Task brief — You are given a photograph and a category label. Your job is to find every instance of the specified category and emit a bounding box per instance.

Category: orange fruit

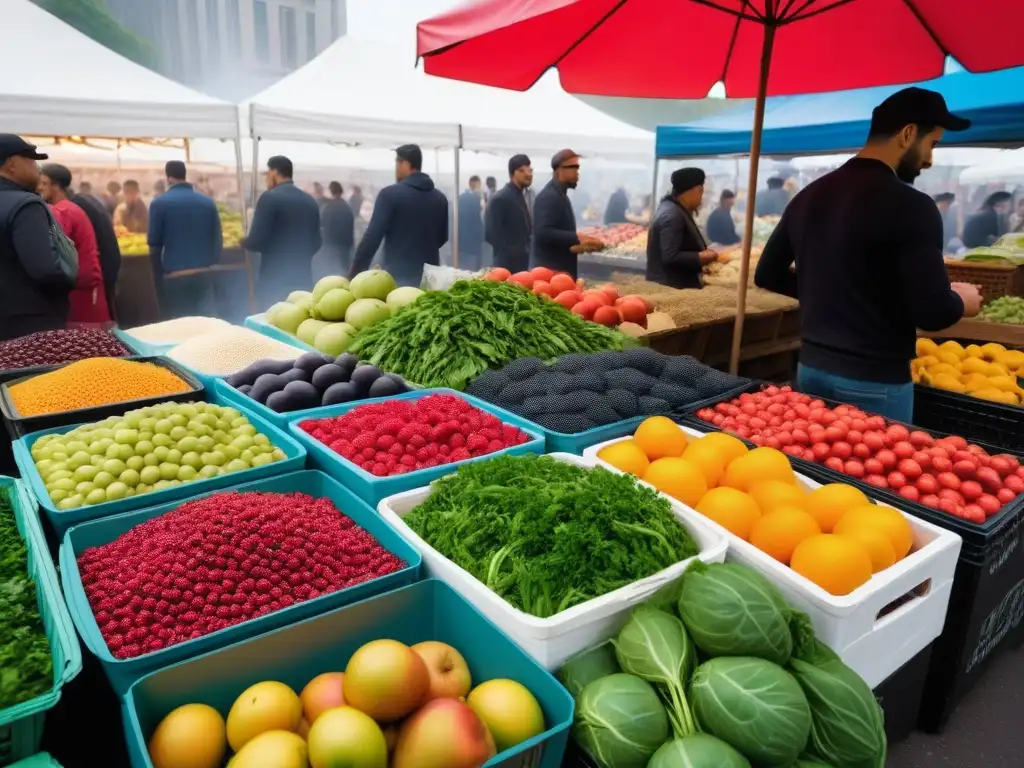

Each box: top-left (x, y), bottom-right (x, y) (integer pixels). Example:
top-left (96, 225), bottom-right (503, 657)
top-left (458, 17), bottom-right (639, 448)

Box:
top-left (722, 447), bottom-right (796, 491)
top-left (835, 505), bottom-right (914, 560)
top-left (695, 487), bottom-right (762, 540)
top-left (633, 416), bottom-right (688, 460)
top-left (597, 440), bottom-right (650, 477)
top-left (696, 432), bottom-right (749, 465)
top-left (643, 458), bottom-right (707, 507)
top-left (681, 440), bottom-right (728, 487)
top-left (749, 480), bottom-right (807, 514)
top-left (804, 484), bottom-right (870, 533)
top-left (791, 534), bottom-right (873, 596)
top-left (836, 526), bottom-right (896, 573)
top-left (749, 506), bottom-right (821, 564)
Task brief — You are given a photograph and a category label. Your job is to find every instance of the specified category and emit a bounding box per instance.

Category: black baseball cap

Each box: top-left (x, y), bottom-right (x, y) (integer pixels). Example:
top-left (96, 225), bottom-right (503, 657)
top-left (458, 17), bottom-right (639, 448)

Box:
top-left (872, 87), bottom-right (971, 133)
top-left (0, 134), bottom-right (48, 164)
top-left (551, 149), bottom-right (581, 169)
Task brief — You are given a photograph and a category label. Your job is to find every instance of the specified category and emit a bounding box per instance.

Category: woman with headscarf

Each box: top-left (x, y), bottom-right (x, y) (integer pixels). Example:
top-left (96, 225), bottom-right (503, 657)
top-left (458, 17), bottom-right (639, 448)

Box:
top-left (962, 191), bottom-right (1012, 248)
top-left (646, 168), bottom-right (718, 289)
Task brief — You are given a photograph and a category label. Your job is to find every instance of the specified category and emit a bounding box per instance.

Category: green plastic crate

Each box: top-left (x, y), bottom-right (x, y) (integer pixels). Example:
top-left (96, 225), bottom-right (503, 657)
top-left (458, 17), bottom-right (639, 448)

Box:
top-left (7, 754), bottom-right (61, 768)
top-left (124, 579), bottom-right (574, 768)
top-left (0, 478), bottom-right (82, 766)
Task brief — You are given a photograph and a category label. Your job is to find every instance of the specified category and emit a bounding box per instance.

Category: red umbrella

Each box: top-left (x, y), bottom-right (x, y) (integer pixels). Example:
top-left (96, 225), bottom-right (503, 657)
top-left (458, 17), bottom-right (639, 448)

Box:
top-left (417, 0), bottom-right (1024, 372)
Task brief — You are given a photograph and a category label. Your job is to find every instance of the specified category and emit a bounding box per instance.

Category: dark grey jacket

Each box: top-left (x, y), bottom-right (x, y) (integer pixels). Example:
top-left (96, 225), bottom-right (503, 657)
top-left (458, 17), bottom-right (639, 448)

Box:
top-left (531, 179), bottom-right (580, 278)
top-left (645, 196), bottom-right (706, 290)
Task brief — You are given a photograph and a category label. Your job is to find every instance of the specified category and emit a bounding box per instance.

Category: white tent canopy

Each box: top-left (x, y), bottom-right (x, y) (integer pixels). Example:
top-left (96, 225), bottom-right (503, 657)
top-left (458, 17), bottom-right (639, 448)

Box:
top-left (4, 0), bottom-right (239, 140)
top-left (245, 36), bottom-right (653, 160)
top-left (959, 149), bottom-right (1024, 184)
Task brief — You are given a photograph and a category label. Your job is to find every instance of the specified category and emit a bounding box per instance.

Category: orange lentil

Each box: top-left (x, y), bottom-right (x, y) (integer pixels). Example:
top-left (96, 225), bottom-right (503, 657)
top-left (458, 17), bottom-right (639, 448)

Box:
top-left (9, 358), bottom-right (192, 417)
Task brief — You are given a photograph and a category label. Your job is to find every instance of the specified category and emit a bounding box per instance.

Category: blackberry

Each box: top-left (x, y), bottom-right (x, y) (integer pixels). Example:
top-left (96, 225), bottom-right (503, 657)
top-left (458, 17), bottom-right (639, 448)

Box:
top-left (638, 395), bottom-right (672, 415)
top-left (695, 367), bottom-right (749, 397)
top-left (539, 413), bottom-right (596, 434)
top-left (547, 372), bottom-right (581, 396)
top-left (498, 374), bottom-right (555, 404)
top-left (661, 355), bottom-right (705, 382)
top-left (585, 400), bottom-right (623, 426)
top-left (620, 347), bottom-right (668, 377)
top-left (648, 382), bottom-right (701, 409)
top-left (502, 357), bottom-right (547, 382)
top-left (570, 370), bottom-right (608, 393)
top-left (552, 353), bottom-right (594, 374)
top-left (551, 389), bottom-right (603, 414)
top-left (602, 367), bottom-right (656, 395)
top-left (466, 370), bottom-right (507, 402)
top-left (604, 389), bottom-right (639, 418)
top-left (520, 395), bottom-right (550, 417)
top-left (584, 350), bottom-right (627, 372)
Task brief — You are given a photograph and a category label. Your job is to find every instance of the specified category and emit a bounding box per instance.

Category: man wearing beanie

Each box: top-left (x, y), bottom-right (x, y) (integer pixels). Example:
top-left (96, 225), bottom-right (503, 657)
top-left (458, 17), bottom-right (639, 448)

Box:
top-left (485, 154), bottom-right (535, 273)
top-left (646, 167), bottom-right (718, 289)
top-left (531, 149), bottom-right (603, 277)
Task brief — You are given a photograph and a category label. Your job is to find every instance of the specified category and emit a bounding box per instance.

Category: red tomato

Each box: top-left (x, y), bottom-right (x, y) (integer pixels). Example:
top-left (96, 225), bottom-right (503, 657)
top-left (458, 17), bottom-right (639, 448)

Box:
top-left (952, 460), bottom-right (978, 480)
top-left (929, 445), bottom-right (952, 460)
top-left (951, 450), bottom-right (975, 465)
top-left (938, 488), bottom-right (965, 505)
top-left (823, 426), bottom-right (845, 443)
top-left (937, 498), bottom-right (961, 516)
top-left (736, 426), bottom-right (752, 438)
top-left (1003, 474), bottom-right (1024, 494)
top-left (845, 430), bottom-right (863, 445)
top-left (783, 409), bottom-right (797, 421)
top-left (852, 443), bottom-right (871, 459)
top-left (898, 485), bottom-right (920, 502)
top-left (485, 267), bottom-right (512, 282)
top-left (977, 494), bottom-right (1002, 517)
top-left (794, 403), bottom-right (811, 419)
top-left (976, 467), bottom-right (1003, 494)
top-left (931, 456), bottom-right (953, 473)
top-left (865, 416), bottom-right (886, 431)
top-left (876, 450), bottom-right (898, 471)
top-left (863, 432), bottom-right (886, 452)
top-left (898, 459), bottom-right (923, 479)
top-left (792, 429), bottom-right (810, 446)
top-left (532, 281), bottom-right (555, 297)
top-left (864, 458), bottom-right (885, 475)
top-left (764, 385), bottom-right (780, 396)
top-left (825, 457), bottom-right (845, 472)
top-left (1017, 466), bottom-right (1024, 479)
top-left (962, 505), bottom-right (987, 523)
top-left (850, 418), bottom-right (868, 432)
top-left (819, 410), bottom-right (838, 426)
top-left (967, 444), bottom-right (988, 456)
top-left (749, 417), bottom-right (767, 431)
top-left (802, 448), bottom-right (817, 462)
top-left (530, 266), bottom-right (556, 282)
top-left (766, 437), bottom-right (781, 449)
top-left (865, 474), bottom-right (889, 488)
top-left (892, 441), bottom-right (916, 460)
top-left (548, 273), bottom-right (576, 294)
top-left (749, 435), bottom-right (764, 446)
top-left (916, 474), bottom-right (940, 495)
top-left (946, 435), bottom-right (968, 451)
top-left (960, 480), bottom-right (983, 501)
top-left (937, 472), bottom-right (961, 491)
top-left (920, 494), bottom-right (941, 508)
top-left (912, 451), bottom-right (933, 471)
top-left (909, 430), bottom-right (934, 448)
top-left (887, 471), bottom-right (907, 489)
top-left (830, 441), bottom-right (853, 460)
top-left (844, 460), bottom-right (866, 478)
top-left (509, 271), bottom-right (536, 289)
top-left (783, 445), bottom-right (804, 457)
top-left (808, 442), bottom-right (829, 461)
top-left (765, 403), bottom-right (784, 416)
top-left (887, 425), bottom-right (910, 444)
top-left (997, 454), bottom-right (1021, 472)
top-left (989, 456), bottom-right (1014, 478)
top-left (998, 488), bottom-right (1017, 505)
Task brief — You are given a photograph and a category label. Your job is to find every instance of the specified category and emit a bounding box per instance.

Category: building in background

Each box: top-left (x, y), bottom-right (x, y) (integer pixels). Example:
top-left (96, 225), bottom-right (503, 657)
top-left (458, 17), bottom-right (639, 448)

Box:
top-left (102, 0), bottom-right (347, 100)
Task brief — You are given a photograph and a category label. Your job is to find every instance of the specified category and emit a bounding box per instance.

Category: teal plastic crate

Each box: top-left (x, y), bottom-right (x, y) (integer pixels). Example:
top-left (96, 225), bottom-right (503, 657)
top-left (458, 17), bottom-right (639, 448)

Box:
top-left (6, 755), bottom-right (61, 768)
top-left (243, 313), bottom-right (317, 352)
top-left (12, 395), bottom-right (307, 539)
top-left (287, 389), bottom-right (545, 505)
top-left (123, 579), bottom-right (573, 768)
top-left (59, 470), bottom-right (422, 695)
top-left (0, 478), bottom-right (82, 766)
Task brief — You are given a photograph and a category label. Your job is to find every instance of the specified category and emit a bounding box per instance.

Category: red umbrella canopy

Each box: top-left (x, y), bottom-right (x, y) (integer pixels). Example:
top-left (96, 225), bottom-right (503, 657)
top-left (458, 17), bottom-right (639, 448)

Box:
top-left (417, 0), bottom-right (1024, 98)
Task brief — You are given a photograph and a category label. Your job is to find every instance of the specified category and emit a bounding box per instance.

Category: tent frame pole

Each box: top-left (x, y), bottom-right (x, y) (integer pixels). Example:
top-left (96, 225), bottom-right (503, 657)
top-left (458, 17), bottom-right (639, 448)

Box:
top-left (729, 22), bottom-right (776, 375)
top-left (234, 110), bottom-right (255, 315)
top-left (452, 127), bottom-right (463, 269)
top-left (650, 153), bottom-right (660, 227)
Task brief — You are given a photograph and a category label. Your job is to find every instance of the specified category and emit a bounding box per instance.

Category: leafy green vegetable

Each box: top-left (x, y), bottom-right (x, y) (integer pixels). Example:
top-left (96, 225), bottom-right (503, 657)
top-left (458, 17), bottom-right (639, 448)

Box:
top-left (679, 561), bottom-right (795, 665)
top-left (348, 280), bottom-right (628, 389)
top-left (559, 643), bottom-right (621, 700)
top-left (614, 606), bottom-right (696, 737)
top-left (0, 490), bottom-right (53, 709)
top-left (689, 656), bottom-right (812, 766)
top-left (789, 635), bottom-right (886, 767)
top-left (403, 454), bottom-right (699, 617)
top-left (648, 734), bottom-right (752, 768)
top-left (573, 673), bottom-right (669, 768)
top-left (792, 761), bottom-right (835, 768)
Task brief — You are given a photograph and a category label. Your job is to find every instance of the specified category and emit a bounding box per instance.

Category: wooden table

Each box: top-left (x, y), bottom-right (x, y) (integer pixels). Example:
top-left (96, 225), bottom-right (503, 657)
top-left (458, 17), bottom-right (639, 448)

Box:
top-left (923, 318), bottom-right (1024, 348)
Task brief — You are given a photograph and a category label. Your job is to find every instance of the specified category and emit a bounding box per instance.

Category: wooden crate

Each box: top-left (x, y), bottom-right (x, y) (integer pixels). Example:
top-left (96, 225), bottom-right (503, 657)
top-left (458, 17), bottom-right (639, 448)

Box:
top-left (945, 260), bottom-right (1023, 303)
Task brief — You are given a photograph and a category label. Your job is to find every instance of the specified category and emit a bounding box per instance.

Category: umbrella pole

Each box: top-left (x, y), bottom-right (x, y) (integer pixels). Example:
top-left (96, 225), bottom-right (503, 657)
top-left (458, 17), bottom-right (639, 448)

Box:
top-left (729, 23), bottom-right (776, 375)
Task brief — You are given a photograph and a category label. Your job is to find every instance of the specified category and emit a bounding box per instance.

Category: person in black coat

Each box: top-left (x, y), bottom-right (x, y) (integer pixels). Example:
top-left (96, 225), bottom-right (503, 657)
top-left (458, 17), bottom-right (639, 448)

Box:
top-left (457, 176), bottom-right (485, 271)
top-left (531, 149), bottom-right (603, 278)
top-left (603, 187), bottom-right (629, 225)
top-left (962, 191), bottom-right (1012, 248)
top-left (243, 155), bottom-right (322, 306)
top-left (705, 189), bottom-right (740, 246)
top-left (314, 181), bottom-right (355, 281)
top-left (349, 145), bottom-right (448, 287)
top-left (485, 155), bottom-right (534, 274)
top-left (646, 167), bottom-right (718, 290)
top-left (71, 190), bottom-right (121, 318)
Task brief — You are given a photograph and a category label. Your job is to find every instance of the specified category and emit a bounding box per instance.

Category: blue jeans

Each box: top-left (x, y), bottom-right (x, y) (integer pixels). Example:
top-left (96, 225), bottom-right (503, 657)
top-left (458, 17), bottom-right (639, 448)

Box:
top-left (797, 364), bottom-right (914, 423)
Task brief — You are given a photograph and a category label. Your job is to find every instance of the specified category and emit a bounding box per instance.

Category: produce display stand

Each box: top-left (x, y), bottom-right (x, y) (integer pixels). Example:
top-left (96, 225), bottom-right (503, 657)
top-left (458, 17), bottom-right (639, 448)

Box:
top-left (242, 312), bottom-right (317, 352)
top-left (577, 252), bottom-right (645, 283)
top-left (0, 478), bottom-right (82, 765)
top-left (920, 318), bottom-right (1024, 348)
top-left (123, 579), bottom-right (575, 768)
top-left (681, 385), bottom-right (1024, 732)
top-left (59, 470), bottom-right (422, 695)
top-left (945, 259), bottom-right (1023, 304)
top-left (913, 385), bottom-right (1024, 453)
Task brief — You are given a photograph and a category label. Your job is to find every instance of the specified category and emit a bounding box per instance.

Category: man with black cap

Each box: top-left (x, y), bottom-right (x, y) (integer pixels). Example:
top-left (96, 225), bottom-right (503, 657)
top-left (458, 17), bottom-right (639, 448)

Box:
top-left (646, 167), bottom-right (718, 290)
top-left (531, 149), bottom-right (603, 278)
top-left (244, 155), bottom-right (321, 306)
top-left (349, 144), bottom-right (448, 287)
top-left (756, 87), bottom-right (982, 422)
top-left (485, 154), bottom-right (535, 274)
top-left (0, 134), bottom-right (78, 340)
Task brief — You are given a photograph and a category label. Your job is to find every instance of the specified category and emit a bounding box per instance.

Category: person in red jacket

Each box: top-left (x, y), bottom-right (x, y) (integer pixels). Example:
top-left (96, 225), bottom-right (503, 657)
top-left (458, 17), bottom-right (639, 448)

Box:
top-left (38, 164), bottom-right (110, 326)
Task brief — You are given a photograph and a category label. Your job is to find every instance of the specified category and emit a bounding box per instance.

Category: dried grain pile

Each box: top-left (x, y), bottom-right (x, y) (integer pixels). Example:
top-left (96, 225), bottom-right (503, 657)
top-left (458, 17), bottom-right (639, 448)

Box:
top-left (611, 276), bottom-right (798, 326)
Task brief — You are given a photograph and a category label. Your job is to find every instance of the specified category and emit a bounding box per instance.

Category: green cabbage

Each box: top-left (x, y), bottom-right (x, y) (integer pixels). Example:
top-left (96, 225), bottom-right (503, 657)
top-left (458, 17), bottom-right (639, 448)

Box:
top-left (613, 606), bottom-right (696, 737)
top-left (572, 674), bottom-right (669, 768)
top-left (679, 561), bottom-right (795, 665)
top-left (789, 636), bottom-right (886, 767)
top-left (648, 734), bottom-right (752, 768)
top-left (689, 656), bottom-right (811, 766)
top-left (559, 643), bottom-right (620, 700)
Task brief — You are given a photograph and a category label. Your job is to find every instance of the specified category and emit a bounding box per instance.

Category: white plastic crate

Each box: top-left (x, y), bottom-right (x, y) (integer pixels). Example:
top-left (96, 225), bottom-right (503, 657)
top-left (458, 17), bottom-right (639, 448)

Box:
top-left (377, 452), bottom-right (728, 671)
top-left (585, 425), bottom-right (963, 688)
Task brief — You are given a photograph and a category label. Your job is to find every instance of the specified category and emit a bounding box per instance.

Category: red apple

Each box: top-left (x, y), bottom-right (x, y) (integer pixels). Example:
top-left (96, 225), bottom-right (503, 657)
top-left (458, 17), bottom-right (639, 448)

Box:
top-left (412, 641), bottom-right (473, 701)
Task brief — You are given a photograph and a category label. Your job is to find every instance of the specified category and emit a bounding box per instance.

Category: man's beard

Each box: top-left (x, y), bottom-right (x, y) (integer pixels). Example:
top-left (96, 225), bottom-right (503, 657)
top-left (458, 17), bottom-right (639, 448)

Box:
top-left (896, 146), bottom-right (923, 184)
top-left (565, 179), bottom-right (578, 189)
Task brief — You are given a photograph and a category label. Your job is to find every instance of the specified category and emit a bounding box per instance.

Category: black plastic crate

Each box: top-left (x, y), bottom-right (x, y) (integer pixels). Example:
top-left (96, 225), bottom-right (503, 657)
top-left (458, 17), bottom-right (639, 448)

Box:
top-left (913, 384), bottom-right (1024, 454)
top-left (0, 356), bottom-right (204, 440)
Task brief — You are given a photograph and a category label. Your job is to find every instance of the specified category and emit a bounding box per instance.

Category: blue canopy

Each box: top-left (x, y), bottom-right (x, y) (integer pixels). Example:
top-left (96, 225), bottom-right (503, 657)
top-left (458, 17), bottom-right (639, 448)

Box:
top-left (656, 68), bottom-right (1024, 158)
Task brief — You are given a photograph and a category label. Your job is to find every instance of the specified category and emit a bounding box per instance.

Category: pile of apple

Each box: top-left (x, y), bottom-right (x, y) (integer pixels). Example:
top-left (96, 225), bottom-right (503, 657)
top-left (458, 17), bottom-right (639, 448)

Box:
top-left (483, 267), bottom-right (653, 328)
top-left (578, 223), bottom-right (645, 247)
top-left (694, 385), bottom-right (1024, 524)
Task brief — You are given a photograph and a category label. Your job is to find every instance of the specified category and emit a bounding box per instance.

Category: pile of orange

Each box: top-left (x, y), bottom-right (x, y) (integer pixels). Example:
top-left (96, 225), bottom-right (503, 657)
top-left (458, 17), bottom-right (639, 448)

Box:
top-left (597, 417), bottom-right (917, 596)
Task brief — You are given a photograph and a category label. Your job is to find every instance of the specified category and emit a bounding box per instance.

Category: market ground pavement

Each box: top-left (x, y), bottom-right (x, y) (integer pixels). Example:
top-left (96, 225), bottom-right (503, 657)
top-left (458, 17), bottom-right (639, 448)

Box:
top-left (38, 639), bottom-right (1023, 767)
